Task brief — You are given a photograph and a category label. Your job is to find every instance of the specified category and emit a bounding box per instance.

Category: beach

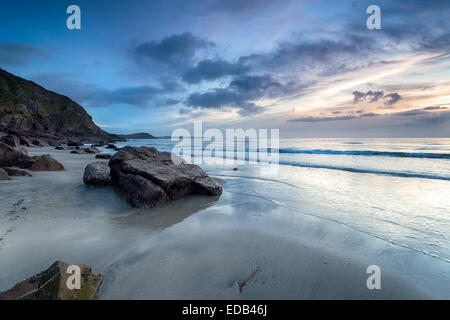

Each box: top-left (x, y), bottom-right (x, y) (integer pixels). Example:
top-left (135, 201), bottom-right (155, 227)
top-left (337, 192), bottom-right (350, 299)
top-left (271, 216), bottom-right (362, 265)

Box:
top-left (0, 144), bottom-right (448, 299)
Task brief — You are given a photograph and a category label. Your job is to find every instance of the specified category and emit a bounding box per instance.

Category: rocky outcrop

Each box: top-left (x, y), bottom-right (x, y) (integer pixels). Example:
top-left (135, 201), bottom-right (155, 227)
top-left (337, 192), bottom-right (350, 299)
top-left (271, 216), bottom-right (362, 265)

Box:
top-left (0, 260), bottom-right (103, 300)
top-left (29, 154), bottom-right (65, 171)
top-left (3, 166), bottom-right (34, 177)
top-left (0, 68), bottom-right (123, 144)
top-left (109, 146), bottom-right (222, 208)
top-left (0, 168), bottom-right (9, 180)
top-left (0, 141), bottom-right (34, 168)
top-left (83, 162), bottom-right (111, 186)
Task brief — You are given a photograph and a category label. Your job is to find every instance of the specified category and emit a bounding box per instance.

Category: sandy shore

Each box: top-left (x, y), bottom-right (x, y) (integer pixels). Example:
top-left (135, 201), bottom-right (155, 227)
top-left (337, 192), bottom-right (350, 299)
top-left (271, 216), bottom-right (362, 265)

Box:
top-left (0, 147), bottom-right (438, 299)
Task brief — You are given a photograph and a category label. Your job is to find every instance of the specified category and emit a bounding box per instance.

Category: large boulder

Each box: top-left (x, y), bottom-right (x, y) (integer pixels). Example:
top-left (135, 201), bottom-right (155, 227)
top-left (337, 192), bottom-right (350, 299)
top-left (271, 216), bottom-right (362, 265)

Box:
top-left (0, 141), bottom-right (34, 168)
top-left (30, 154), bottom-right (65, 171)
top-left (0, 260), bottom-right (103, 300)
top-left (83, 161), bottom-right (111, 186)
top-left (109, 146), bottom-right (222, 208)
top-left (0, 168), bottom-right (10, 180)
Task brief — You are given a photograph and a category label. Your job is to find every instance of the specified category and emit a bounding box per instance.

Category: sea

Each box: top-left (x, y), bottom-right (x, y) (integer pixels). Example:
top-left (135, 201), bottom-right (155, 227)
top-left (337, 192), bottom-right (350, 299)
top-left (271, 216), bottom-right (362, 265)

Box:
top-left (100, 137), bottom-right (450, 266)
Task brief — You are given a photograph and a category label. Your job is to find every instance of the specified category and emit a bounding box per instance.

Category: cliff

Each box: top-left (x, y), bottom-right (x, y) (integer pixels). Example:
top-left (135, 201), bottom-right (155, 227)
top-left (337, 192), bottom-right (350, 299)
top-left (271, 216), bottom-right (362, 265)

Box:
top-left (0, 68), bottom-right (120, 143)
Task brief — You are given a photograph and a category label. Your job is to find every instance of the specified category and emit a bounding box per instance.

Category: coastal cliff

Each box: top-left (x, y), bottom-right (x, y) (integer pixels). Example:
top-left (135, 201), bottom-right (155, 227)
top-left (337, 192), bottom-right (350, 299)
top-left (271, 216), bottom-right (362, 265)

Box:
top-left (0, 68), bottom-right (120, 144)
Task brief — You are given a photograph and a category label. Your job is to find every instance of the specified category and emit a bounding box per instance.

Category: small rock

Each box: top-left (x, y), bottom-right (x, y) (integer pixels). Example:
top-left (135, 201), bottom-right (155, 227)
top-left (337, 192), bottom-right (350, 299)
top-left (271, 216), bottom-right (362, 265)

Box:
top-left (30, 154), bottom-right (65, 171)
top-left (82, 147), bottom-right (100, 154)
top-left (83, 161), bottom-right (111, 186)
top-left (3, 167), bottom-right (34, 177)
top-left (95, 154), bottom-right (112, 159)
top-left (32, 139), bottom-right (49, 147)
top-left (105, 143), bottom-right (119, 150)
top-left (91, 142), bottom-right (106, 147)
top-left (0, 260), bottom-right (103, 300)
top-left (0, 168), bottom-right (10, 180)
top-left (70, 149), bottom-right (86, 154)
top-left (67, 141), bottom-right (83, 147)
top-left (19, 136), bottom-right (33, 147)
top-left (233, 168), bottom-right (238, 171)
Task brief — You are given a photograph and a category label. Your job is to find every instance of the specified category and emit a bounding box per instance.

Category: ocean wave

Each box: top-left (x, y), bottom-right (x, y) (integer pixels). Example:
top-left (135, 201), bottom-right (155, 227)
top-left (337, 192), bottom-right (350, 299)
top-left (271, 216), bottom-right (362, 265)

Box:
top-left (278, 148), bottom-right (450, 159)
top-left (278, 161), bottom-right (450, 181)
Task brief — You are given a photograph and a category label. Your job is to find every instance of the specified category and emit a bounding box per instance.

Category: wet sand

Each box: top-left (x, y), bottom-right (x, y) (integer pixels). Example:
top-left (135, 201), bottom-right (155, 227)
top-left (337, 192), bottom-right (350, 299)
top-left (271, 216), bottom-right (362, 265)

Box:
top-left (0, 147), bottom-right (437, 299)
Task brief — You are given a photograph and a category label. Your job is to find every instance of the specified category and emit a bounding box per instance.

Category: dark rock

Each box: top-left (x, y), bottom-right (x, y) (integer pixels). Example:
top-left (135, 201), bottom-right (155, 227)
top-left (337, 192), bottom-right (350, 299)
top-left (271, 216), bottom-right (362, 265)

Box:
top-left (83, 162), bottom-right (111, 186)
top-left (30, 154), bottom-right (65, 171)
top-left (91, 142), bottom-right (106, 147)
top-left (19, 136), bottom-right (33, 146)
top-left (109, 146), bottom-right (222, 208)
top-left (20, 136), bottom-right (33, 147)
top-left (0, 260), bottom-right (103, 300)
top-left (67, 141), bottom-right (83, 147)
top-left (0, 168), bottom-right (10, 180)
top-left (233, 167), bottom-right (238, 171)
top-left (95, 154), bottom-right (112, 159)
top-left (55, 145), bottom-right (66, 150)
top-left (0, 135), bottom-right (20, 148)
top-left (70, 149), bottom-right (86, 154)
top-left (32, 139), bottom-right (49, 147)
top-left (82, 147), bottom-right (100, 154)
top-left (0, 141), bottom-right (34, 168)
top-left (3, 167), bottom-right (34, 177)
top-left (105, 143), bottom-right (119, 150)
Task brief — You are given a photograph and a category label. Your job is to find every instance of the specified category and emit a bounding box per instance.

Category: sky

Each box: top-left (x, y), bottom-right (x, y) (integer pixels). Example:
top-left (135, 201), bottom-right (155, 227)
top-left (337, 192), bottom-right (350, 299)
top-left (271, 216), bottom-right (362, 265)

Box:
top-left (0, 0), bottom-right (449, 137)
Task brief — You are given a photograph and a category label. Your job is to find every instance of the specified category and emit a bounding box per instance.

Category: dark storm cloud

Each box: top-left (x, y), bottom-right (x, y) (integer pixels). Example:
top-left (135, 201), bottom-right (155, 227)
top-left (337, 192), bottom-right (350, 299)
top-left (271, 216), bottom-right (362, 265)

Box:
top-left (0, 42), bottom-right (49, 66)
top-left (360, 112), bottom-right (380, 118)
top-left (182, 59), bottom-right (250, 84)
top-left (186, 74), bottom-right (299, 115)
top-left (133, 32), bottom-right (214, 68)
top-left (352, 91), bottom-right (385, 103)
top-left (383, 93), bottom-right (402, 106)
top-left (352, 91), bottom-right (402, 106)
top-left (239, 34), bottom-right (377, 75)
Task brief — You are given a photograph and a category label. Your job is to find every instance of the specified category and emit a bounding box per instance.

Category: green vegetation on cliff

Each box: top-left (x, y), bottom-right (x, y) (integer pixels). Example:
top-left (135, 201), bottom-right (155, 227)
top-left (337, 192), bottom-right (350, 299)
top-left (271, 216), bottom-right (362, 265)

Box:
top-left (0, 68), bottom-right (115, 139)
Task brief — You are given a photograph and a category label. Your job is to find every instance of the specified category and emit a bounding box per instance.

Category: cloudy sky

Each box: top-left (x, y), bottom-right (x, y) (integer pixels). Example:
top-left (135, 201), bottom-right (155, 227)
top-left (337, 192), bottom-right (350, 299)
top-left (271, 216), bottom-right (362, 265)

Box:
top-left (1, 0), bottom-right (449, 137)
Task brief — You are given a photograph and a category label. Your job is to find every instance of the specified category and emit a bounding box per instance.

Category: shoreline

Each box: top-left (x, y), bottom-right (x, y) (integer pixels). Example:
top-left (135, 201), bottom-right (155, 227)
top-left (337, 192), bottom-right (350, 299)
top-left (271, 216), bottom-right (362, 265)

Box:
top-left (0, 147), bottom-right (445, 299)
